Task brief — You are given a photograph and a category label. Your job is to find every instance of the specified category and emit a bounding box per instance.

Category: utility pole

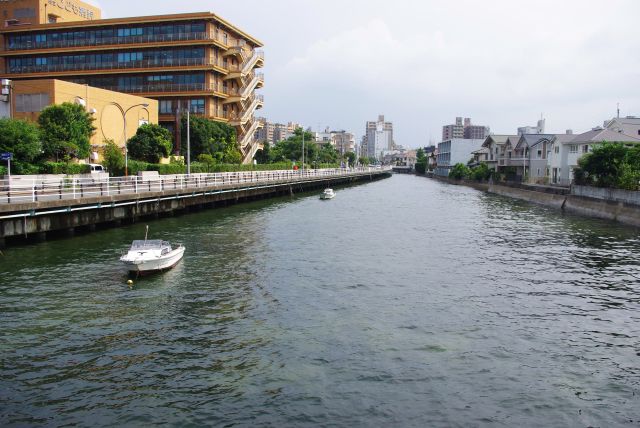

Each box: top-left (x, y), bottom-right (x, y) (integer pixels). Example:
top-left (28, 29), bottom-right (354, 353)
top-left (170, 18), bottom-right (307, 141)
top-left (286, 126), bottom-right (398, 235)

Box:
top-left (186, 109), bottom-right (191, 175)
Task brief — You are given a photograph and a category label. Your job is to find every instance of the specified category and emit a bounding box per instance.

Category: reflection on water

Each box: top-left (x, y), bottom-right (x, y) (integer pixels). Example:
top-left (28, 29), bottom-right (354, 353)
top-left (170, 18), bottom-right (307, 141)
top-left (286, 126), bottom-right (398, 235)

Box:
top-left (1, 175), bottom-right (639, 427)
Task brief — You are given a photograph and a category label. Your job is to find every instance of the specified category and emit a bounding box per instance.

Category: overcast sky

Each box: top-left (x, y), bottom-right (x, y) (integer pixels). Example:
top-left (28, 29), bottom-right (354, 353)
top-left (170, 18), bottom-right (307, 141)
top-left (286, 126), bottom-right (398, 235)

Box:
top-left (88, 0), bottom-right (640, 147)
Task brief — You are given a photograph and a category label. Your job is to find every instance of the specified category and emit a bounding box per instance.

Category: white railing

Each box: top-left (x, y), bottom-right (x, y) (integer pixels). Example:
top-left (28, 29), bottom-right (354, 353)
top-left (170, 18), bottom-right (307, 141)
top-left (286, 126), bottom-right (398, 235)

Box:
top-left (0, 167), bottom-right (390, 204)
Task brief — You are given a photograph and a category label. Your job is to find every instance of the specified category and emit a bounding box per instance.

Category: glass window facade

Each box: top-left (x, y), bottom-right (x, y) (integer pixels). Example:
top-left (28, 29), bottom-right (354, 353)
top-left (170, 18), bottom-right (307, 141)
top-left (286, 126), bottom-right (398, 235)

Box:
top-left (69, 72), bottom-right (206, 92)
top-left (8, 47), bottom-right (206, 73)
top-left (6, 21), bottom-right (208, 50)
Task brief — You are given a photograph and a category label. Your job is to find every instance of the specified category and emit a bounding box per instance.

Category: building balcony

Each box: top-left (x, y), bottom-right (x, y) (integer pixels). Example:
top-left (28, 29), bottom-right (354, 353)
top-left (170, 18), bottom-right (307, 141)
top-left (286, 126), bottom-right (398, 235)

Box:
top-left (6, 57), bottom-right (227, 76)
top-left (6, 31), bottom-right (227, 52)
top-left (96, 83), bottom-right (229, 96)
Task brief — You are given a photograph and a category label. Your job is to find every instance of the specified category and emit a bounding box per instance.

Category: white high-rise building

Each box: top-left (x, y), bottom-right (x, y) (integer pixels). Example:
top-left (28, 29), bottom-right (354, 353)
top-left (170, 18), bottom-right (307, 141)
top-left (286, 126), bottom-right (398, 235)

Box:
top-left (365, 115), bottom-right (394, 160)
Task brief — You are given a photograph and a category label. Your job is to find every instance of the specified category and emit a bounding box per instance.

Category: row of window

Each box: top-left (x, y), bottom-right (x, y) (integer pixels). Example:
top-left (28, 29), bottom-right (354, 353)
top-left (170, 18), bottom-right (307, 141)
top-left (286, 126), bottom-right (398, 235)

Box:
top-left (71, 73), bottom-right (206, 89)
top-left (7, 22), bottom-right (208, 49)
top-left (8, 48), bottom-right (206, 70)
top-left (159, 99), bottom-right (205, 114)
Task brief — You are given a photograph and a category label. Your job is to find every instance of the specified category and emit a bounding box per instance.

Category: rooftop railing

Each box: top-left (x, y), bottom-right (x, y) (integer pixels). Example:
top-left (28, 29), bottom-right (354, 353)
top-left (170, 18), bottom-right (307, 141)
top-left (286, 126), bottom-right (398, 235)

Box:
top-left (7, 32), bottom-right (221, 51)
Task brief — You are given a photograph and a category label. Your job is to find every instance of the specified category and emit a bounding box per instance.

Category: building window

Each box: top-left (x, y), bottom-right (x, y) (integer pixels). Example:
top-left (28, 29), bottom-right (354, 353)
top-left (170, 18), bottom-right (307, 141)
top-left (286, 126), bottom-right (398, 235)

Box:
top-left (555, 146), bottom-right (559, 154)
top-left (569, 145), bottom-right (578, 153)
top-left (189, 99), bottom-right (205, 114)
top-left (537, 150), bottom-right (542, 158)
top-left (159, 100), bottom-right (173, 114)
top-left (582, 145), bottom-right (589, 153)
top-left (16, 93), bottom-right (50, 112)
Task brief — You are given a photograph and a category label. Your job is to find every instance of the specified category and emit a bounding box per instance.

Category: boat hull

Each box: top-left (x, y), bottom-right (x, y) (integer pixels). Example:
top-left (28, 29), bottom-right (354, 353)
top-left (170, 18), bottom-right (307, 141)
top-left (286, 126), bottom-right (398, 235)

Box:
top-left (122, 246), bottom-right (185, 275)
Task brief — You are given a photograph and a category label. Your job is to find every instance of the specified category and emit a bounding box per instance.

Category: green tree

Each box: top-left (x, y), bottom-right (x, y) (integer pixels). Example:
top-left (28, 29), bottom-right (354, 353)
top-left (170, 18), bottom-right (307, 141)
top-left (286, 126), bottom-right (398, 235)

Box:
top-left (180, 116), bottom-right (240, 163)
top-left (471, 163), bottom-right (491, 181)
top-left (318, 142), bottom-right (338, 164)
top-left (102, 139), bottom-right (125, 176)
top-left (0, 118), bottom-right (42, 164)
top-left (345, 151), bottom-right (356, 166)
top-left (449, 163), bottom-right (471, 180)
top-left (358, 156), bottom-right (370, 166)
top-left (254, 141), bottom-right (271, 164)
top-left (270, 128), bottom-right (320, 165)
top-left (415, 148), bottom-right (427, 174)
top-left (577, 142), bottom-right (629, 188)
top-left (127, 124), bottom-right (173, 163)
top-left (38, 102), bottom-right (95, 160)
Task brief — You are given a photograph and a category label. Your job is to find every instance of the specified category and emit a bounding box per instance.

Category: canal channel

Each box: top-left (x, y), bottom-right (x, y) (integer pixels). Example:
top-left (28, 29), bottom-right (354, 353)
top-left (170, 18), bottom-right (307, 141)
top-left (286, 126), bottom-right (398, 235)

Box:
top-left (1, 174), bottom-right (639, 427)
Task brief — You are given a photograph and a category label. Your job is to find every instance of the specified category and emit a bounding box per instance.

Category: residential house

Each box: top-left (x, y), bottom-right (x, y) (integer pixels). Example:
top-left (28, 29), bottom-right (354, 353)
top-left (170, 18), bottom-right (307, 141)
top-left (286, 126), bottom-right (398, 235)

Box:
top-left (481, 135), bottom-right (515, 172)
top-left (547, 133), bottom-right (575, 186)
top-left (604, 116), bottom-right (640, 138)
top-left (513, 134), bottom-right (556, 183)
top-left (550, 127), bottom-right (640, 185)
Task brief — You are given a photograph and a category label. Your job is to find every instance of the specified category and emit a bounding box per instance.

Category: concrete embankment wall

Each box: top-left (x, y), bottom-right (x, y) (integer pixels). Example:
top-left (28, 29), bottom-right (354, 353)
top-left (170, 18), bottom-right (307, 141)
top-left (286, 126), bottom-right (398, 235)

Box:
top-left (0, 172), bottom-right (390, 247)
top-left (424, 174), bottom-right (640, 228)
top-left (488, 183), bottom-right (640, 227)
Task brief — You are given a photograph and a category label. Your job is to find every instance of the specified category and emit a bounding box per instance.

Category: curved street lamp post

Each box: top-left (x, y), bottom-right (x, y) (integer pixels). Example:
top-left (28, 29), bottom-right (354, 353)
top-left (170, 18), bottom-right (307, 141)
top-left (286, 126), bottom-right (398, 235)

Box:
top-left (109, 102), bottom-right (149, 176)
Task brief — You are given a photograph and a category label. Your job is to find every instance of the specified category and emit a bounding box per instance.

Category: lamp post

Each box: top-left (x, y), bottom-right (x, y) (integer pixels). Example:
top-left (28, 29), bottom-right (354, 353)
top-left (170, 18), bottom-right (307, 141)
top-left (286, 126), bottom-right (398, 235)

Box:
top-left (110, 102), bottom-right (149, 176)
top-left (301, 128), bottom-right (305, 176)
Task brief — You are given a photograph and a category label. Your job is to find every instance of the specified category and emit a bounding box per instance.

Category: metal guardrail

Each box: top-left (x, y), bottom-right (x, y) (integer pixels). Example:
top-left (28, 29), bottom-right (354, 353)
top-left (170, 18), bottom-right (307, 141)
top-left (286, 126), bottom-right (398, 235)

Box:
top-left (0, 167), bottom-right (390, 205)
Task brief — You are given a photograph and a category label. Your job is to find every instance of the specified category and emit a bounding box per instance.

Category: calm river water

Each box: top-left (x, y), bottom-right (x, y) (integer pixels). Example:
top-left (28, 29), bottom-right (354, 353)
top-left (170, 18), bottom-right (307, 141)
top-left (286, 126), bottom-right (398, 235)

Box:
top-left (1, 174), bottom-right (639, 427)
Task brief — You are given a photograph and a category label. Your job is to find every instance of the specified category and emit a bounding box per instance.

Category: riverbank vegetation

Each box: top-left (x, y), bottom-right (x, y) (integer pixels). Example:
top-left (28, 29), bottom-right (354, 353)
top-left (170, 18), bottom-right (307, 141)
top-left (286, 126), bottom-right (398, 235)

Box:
top-left (0, 111), bottom-right (354, 176)
top-left (574, 143), bottom-right (640, 190)
top-left (448, 162), bottom-right (492, 181)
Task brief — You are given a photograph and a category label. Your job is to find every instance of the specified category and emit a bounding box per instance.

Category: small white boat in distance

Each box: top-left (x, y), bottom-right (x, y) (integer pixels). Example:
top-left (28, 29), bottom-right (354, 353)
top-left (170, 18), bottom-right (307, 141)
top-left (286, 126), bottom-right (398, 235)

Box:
top-left (320, 188), bottom-right (336, 199)
top-left (121, 228), bottom-right (184, 275)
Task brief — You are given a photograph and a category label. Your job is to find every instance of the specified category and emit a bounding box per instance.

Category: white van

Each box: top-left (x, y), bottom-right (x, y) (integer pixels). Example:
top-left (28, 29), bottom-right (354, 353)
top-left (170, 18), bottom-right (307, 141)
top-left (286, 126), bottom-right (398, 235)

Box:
top-left (89, 164), bottom-right (105, 173)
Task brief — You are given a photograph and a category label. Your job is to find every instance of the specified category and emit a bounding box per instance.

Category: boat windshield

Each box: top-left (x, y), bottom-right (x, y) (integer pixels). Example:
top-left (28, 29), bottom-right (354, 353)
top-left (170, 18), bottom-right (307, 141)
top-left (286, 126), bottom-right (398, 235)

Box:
top-left (130, 240), bottom-right (168, 250)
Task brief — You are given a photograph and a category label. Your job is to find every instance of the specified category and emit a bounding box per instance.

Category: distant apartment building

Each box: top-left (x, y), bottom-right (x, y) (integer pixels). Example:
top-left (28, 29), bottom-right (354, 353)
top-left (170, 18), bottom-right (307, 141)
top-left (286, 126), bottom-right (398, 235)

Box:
top-left (254, 119), bottom-right (300, 144)
top-left (365, 114), bottom-right (394, 160)
top-left (331, 131), bottom-right (355, 154)
top-left (254, 117), bottom-right (274, 143)
top-left (442, 117), bottom-right (490, 141)
top-left (435, 138), bottom-right (485, 177)
top-left (518, 119), bottom-right (546, 135)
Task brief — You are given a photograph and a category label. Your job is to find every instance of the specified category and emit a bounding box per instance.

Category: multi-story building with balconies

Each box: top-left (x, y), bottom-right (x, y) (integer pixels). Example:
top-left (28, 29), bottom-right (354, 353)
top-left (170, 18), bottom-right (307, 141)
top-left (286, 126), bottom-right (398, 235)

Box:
top-left (0, 1), bottom-right (265, 163)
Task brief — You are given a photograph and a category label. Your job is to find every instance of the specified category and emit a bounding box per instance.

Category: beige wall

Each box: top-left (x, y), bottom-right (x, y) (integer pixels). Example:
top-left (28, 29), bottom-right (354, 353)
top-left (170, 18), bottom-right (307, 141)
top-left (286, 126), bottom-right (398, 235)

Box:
top-left (11, 79), bottom-right (158, 161)
top-left (0, 0), bottom-right (100, 25)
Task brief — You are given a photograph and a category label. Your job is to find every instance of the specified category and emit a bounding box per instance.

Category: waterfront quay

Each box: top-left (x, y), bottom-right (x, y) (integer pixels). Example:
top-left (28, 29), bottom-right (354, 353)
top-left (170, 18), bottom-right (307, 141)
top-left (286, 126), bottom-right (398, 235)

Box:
top-left (0, 167), bottom-right (390, 247)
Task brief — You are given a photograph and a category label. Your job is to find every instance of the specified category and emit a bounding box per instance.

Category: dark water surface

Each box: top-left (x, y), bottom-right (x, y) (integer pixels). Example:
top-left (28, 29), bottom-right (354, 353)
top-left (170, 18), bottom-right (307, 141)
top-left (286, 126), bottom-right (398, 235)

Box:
top-left (1, 174), bottom-right (640, 427)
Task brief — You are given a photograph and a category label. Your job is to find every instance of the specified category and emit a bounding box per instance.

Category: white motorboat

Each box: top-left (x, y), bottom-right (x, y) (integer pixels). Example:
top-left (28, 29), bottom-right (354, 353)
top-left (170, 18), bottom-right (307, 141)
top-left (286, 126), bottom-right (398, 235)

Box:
top-left (120, 228), bottom-right (184, 275)
top-left (320, 188), bottom-right (335, 199)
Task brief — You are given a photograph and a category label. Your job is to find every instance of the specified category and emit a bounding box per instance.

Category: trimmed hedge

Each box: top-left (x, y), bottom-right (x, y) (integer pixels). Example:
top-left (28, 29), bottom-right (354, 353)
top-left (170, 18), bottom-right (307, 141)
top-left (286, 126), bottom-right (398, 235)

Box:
top-left (41, 162), bottom-right (90, 174)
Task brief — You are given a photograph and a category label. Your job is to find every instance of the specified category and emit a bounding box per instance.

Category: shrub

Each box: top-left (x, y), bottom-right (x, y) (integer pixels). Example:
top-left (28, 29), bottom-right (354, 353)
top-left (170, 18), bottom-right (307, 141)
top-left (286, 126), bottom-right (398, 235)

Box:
top-left (449, 163), bottom-right (471, 180)
top-left (102, 139), bottom-right (125, 176)
top-left (471, 163), bottom-right (491, 181)
top-left (40, 162), bottom-right (90, 174)
top-left (126, 160), bottom-right (150, 176)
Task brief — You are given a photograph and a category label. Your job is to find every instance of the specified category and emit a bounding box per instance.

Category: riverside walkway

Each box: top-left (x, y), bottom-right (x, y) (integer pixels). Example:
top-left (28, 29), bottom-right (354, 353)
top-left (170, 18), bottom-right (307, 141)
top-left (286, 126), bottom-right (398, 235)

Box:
top-left (0, 167), bottom-right (391, 245)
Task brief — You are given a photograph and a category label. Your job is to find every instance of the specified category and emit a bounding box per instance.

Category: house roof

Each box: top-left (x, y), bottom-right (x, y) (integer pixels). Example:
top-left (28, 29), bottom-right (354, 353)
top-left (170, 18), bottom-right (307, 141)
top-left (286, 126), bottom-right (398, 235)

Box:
top-left (471, 147), bottom-right (489, 154)
top-left (515, 134), bottom-right (555, 150)
top-left (604, 116), bottom-right (640, 137)
top-left (482, 135), bottom-right (515, 148)
top-left (551, 134), bottom-right (576, 144)
top-left (567, 128), bottom-right (640, 144)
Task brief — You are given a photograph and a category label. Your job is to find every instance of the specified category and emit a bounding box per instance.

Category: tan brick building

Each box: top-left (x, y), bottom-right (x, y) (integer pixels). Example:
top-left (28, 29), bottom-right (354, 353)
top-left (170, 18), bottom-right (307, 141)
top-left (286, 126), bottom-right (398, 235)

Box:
top-left (9, 78), bottom-right (157, 162)
top-left (0, 1), bottom-right (264, 163)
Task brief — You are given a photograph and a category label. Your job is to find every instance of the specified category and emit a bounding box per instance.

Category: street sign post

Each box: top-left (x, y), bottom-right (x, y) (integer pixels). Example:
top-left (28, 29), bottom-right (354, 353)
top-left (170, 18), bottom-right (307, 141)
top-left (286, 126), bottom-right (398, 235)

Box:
top-left (1, 152), bottom-right (12, 177)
